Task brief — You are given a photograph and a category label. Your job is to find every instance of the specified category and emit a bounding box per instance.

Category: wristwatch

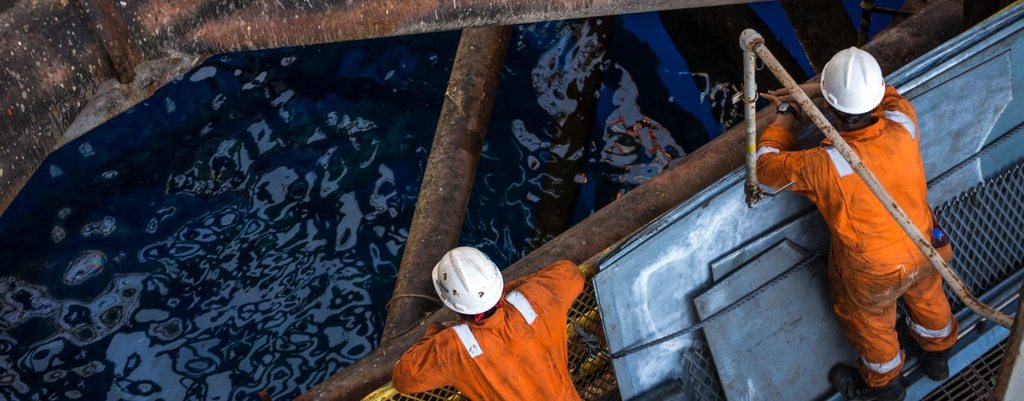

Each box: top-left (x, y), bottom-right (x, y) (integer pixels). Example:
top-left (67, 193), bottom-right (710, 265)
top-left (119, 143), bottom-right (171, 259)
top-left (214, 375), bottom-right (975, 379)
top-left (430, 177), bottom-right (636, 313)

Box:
top-left (776, 102), bottom-right (795, 116)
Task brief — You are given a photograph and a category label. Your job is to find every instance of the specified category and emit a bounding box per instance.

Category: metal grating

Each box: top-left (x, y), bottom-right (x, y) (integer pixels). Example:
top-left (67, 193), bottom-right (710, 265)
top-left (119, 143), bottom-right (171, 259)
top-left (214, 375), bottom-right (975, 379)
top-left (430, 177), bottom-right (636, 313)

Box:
top-left (934, 162), bottom-right (1024, 311)
top-left (678, 339), bottom-right (728, 401)
top-left (922, 340), bottom-right (1007, 401)
top-left (363, 268), bottom-right (622, 401)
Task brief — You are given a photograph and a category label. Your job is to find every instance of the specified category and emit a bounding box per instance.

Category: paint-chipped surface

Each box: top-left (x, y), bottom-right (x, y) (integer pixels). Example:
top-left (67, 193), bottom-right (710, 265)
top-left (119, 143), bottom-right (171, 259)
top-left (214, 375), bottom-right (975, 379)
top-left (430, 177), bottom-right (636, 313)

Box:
top-left (0, 0), bottom-right (768, 216)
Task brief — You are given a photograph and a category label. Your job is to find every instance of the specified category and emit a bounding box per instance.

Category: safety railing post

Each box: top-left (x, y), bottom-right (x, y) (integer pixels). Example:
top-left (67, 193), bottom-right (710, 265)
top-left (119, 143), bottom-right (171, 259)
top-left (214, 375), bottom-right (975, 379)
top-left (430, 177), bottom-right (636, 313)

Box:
top-left (739, 28), bottom-right (1014, 328)
top-left (993, 282), bottom-right (1024, 401)
top-left (742, 34), bottom-right (763, 207)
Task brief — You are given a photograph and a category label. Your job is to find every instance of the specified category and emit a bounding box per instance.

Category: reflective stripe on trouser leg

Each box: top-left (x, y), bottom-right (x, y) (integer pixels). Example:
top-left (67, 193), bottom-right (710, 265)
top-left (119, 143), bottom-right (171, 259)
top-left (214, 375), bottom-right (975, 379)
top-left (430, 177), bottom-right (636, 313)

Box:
top-left (901, 254), bottom-right (959, 352)
top-left (862, 352), bottom-right (902, 375)
top-left (827, 249), bottom-right (905, 387)
top-left (907, 316), bottom-right (953, 339)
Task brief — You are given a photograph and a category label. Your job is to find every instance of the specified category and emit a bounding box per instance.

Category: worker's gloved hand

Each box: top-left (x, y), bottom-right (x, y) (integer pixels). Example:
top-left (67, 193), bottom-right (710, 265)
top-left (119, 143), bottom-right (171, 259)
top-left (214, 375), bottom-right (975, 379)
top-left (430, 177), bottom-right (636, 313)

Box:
top-left (767, 82), bottom-right (823, 102)
top-left (760, 92), bottom-right (802, 125)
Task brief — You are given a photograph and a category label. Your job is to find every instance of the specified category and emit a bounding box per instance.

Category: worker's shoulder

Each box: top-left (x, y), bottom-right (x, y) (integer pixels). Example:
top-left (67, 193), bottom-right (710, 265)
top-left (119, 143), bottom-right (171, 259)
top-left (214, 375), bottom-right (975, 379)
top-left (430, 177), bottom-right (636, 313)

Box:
top-left (881, 85), bottom-right (916, 114)
top-left (421, 321), bottom-right (465, 343)
top-left (533, 260), bottom-right (584, 283)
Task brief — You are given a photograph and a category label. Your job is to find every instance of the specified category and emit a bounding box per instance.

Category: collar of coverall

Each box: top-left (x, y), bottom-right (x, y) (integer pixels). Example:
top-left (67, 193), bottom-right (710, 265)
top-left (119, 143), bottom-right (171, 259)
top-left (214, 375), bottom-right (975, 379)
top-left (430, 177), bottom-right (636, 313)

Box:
top-left (467, 301), bottom-right (505, 327)
top-left (822, 108), bottom-right (887, 145)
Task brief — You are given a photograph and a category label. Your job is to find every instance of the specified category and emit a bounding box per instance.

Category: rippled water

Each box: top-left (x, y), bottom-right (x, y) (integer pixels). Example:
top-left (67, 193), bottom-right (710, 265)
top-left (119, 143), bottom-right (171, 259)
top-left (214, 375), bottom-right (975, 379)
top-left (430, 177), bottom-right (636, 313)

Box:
top-left (0, 8), bottom-right (822, 401)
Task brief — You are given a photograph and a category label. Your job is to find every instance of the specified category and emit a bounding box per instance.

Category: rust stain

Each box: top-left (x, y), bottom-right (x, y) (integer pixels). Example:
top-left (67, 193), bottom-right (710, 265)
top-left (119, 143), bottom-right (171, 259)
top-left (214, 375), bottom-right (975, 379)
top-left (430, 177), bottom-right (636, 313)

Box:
top-left (137, 0), bottom-right (205, 28)
top-left (187, 0), bottom-right (497, 52)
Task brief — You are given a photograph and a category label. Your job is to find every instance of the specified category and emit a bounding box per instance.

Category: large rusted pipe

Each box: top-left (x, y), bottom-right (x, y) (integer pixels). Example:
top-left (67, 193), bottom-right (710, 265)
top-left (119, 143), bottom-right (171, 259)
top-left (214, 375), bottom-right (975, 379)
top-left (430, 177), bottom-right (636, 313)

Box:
top-left (294, 2), bottom-right (966, 400)
top-left (0, 0), bottom-right (768, 218)
top-left (379, 26), bottom-right (513, 345)
top-left (75, 0), bottom-right (142, 83)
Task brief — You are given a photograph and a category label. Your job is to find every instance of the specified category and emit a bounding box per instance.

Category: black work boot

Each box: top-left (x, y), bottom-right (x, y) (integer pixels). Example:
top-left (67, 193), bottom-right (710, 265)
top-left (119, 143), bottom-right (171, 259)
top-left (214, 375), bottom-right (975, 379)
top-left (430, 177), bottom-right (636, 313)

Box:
top-left (829, 364), bottom-right (906, 401)
top-left (919, 349), bottom-right (950, 381)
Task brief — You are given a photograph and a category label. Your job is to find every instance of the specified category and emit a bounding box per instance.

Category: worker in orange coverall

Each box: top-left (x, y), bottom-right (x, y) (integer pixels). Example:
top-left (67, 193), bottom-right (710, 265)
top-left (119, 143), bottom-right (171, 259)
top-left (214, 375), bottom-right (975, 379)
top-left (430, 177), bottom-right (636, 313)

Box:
top-left (757, 48), bottom-right (958, 401)
top-left (392, 247), bottom-right (585, 401)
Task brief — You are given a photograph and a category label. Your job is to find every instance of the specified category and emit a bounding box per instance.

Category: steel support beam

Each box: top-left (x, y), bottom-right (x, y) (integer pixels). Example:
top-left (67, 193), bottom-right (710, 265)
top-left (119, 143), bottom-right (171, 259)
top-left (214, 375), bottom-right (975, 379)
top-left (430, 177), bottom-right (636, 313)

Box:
top-left (379, 26), bottom-right (512, 345)
top-left (994, 283), bottom-right (1024, 401)
top-left (0, 0), bottom-right (769, 218)
top-left (778, 0), bottom-right (858, 71)
top-left (965, 0), bottom-right (1016, 28)
top-left (295, 1), bottom-right (966, 400)
top-left (75, 0), bottom-right (142, 83)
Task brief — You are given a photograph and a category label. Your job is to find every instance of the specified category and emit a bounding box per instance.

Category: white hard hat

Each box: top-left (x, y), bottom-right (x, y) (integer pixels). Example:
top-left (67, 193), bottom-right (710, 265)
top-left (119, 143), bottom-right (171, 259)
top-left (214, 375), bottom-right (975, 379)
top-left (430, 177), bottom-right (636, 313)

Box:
top-left (432, 247), bottom-right (503, 315)
top-left (820, 47), bottom-right (885, 115)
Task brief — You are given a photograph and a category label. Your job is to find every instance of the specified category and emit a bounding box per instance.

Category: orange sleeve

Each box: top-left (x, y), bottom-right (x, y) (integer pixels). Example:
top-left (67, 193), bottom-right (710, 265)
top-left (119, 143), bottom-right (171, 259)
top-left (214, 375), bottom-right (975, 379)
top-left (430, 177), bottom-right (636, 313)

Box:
top-left (532, 260), bottom-right (585, 314)
top-left (392, 328), bottom-right (453, 394)
top-left (756, 124), bottom-right (814, 194)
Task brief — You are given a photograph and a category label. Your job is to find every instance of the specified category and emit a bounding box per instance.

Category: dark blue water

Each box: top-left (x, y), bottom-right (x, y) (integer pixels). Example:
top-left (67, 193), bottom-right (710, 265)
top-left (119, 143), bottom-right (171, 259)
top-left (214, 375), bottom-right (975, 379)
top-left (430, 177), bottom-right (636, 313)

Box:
top-left (0, 4), bottom-right (896, 399)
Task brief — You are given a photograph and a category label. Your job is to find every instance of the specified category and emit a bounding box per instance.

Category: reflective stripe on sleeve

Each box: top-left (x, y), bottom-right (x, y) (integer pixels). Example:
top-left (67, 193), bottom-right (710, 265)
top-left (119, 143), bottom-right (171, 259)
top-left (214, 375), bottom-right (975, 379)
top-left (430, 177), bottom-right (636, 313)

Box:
top-left (824, 146), bottom-right (854, 177)
top-left (885, 110), bottom-right (917, 140)
top-left (907, 316), bottom-right (953, 339)
top-left (505, 290), bottom-right (537, 325)
top-left (862, 352), bottom-right (902, 374)
top-left (452, 324), bottom-right (483, 358)
top-left (756, 146), bottom-right (780, 159)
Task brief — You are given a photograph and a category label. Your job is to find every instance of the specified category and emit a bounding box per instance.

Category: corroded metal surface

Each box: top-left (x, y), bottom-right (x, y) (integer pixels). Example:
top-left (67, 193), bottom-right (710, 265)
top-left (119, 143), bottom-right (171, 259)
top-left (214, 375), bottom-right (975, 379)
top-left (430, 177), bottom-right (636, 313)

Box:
top-left (76, 0), bottom-right (142, 83)
top-left (380, 25), bottom-right (512, 344)
top-left (993, 283), bottom-right (1024, 401)
top-left (0, 0), bottom-right (771, 217)
top-left (778, 0), bottom-right (857, 71)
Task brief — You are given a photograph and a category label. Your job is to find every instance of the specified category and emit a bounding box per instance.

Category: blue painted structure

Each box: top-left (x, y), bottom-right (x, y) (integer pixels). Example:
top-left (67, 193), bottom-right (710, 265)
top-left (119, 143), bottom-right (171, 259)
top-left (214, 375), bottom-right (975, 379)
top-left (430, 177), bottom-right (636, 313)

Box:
top-left (594, 4), bottom-right (1024, 400)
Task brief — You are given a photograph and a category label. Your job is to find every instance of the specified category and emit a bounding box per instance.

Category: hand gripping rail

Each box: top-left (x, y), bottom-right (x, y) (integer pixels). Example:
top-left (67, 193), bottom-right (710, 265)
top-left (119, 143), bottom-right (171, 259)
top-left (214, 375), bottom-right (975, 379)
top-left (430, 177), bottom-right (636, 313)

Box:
top-left (739, 28), bottom-right (1014, 329)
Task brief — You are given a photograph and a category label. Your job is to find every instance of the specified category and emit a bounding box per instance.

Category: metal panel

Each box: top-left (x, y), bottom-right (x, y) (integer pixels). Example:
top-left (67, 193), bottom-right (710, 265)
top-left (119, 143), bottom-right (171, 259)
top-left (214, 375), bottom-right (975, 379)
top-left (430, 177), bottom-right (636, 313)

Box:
top-left (698, 257), bottom-right (857, 401)
top-left (914, 52), bottom-right (1013, 206)
top-left (709, 212), bottom-right (826, 282)
top-left (595, 5), bottom-right (1024, 400)
top-left (698, 239), bottom-right (810, 315)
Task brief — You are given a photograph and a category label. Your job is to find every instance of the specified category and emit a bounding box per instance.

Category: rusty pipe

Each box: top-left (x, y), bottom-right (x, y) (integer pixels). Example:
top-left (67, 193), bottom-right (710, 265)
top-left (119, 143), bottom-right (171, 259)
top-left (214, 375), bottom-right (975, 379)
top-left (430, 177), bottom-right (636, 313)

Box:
top-left (741, 32), bottom-right (763, 207)
top-left (741, 28), bottom-right (1013, 328)
top-left (380, 26), bottom-right (513, 345)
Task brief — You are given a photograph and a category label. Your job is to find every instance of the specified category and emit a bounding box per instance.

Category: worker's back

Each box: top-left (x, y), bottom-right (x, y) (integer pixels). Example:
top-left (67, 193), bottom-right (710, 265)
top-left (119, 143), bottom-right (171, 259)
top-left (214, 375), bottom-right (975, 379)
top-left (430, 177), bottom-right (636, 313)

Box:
top-left (760, 86), bottom-right (934, 261)
top-left (814, 86), bottom-right (932, 257)
top-left (393, 261), bottom-right (585, 401)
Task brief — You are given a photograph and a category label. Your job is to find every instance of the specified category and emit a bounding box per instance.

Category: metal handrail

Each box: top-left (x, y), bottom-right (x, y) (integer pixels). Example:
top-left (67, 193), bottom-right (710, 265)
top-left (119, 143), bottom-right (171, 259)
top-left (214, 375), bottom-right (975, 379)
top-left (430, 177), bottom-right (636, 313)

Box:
top-left (739, 28), bottom-right (1014, 329)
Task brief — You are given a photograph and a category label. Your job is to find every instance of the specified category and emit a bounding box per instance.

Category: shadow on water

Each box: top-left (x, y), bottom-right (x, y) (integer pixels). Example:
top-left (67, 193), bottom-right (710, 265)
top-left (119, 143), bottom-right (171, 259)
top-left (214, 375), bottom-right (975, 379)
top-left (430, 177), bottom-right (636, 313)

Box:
top-left (0, 9), bottom-right (812, 401)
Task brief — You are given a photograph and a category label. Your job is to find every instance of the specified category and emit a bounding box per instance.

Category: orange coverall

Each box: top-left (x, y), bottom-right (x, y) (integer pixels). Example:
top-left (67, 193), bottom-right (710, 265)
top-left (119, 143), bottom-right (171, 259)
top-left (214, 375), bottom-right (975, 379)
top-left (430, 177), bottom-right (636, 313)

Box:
top-left (756, 85), bottom-right (958, 387)
top-left (392, 260), bottom-right (585, 400)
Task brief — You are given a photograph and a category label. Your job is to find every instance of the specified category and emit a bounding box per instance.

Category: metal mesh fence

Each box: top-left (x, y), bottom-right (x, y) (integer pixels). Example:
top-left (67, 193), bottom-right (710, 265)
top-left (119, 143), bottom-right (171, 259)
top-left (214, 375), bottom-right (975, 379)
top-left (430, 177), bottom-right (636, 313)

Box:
top-left (934, 161), bottom-right (1024, 311)
top-left (922, 340), bottom-right (1007, 401)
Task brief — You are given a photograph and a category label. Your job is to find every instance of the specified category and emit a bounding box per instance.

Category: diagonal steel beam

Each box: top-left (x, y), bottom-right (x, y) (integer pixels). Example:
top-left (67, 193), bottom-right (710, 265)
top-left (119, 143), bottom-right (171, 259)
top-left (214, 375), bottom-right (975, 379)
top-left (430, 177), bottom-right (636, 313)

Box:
top-left (380, 25), bottom-right (512, 345)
